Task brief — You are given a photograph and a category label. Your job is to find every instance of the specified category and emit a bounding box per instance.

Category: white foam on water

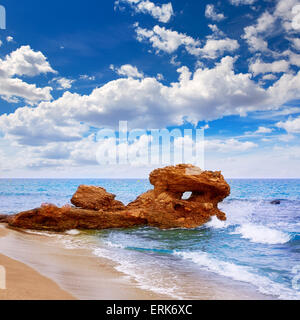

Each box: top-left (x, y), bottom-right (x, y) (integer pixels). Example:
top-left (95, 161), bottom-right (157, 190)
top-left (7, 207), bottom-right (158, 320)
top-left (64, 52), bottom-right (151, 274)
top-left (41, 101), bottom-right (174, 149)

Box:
top-left (231, 224), bottom-right (291, 245)
top-left (219, 200), bottom-right (261, 225)
top-left (65, 229), bottom-right (81, 236)
top-left (205, 216), bottom-right (229, 229)
top-left (93, 247), bottom-right (184, 299)
top-left (174, 250), bottom-right (300, 300)
top-left (103, 240), bottom-right (125, 249)
top-left (25, 230), bottom-right (59, 238)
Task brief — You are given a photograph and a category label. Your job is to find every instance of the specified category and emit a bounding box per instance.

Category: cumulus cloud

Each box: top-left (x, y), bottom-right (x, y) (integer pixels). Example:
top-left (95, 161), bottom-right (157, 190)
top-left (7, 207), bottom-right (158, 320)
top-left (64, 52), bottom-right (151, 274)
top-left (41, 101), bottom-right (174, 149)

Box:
top-left (191, 38), bottom-right (240, 59)
top-left (255, 126), bottom-right (273, 134)
top-left (6, 36), bottom-right (13, 42)
top-left (0, 77), bottom-right (53, 105)
top-left (242, 11), bottom-right (276, 52)
top-left (0, 45), bottom-right (56, 77)
top-left (249, 59), bottom-right (290, 75)
top-left (110, 64), bottom-right (144, 78)
top-left (262, 74), bottom-right (278, 81)
top-left (243, 0), bottom-right (300, 55)
top-left (1, 56), bottom-right (300, 149)
top-left (116, 0), bottom-right (174, 23)
top-left (205, 4), bottom-right (226, 22)
top-left (135, 24), bottom-right (200, 54)
top-left (135, 24), bottom-right (239, 59)
top-left (290, 37), bottom-right (300, 50)
top-left (276, 116), bottom-right (300, 133)
top-left (205, 138), bottom-right (257, 152)
top-left (275, 0), bottom-right (300, 33)
top-left (51, 77), bottom-right (75, 90)
top-left (283, 50), bottom-right (300, 67)
top-left (0, 46), bottom-right (56, 104)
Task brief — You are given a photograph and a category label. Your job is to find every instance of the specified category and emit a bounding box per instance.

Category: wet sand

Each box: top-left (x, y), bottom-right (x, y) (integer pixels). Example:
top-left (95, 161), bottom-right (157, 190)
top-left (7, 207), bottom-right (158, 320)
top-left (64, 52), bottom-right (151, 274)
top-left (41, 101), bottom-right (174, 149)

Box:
top-left (0, 225), bottom-right (273, 300)
top-left (0, 225), bottom-right (164, 300)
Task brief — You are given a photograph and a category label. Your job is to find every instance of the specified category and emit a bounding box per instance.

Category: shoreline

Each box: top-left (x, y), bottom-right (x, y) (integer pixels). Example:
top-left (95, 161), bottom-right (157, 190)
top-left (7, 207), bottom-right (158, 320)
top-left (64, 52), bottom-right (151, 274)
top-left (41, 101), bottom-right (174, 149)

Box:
top-left (0, 225), bottom-right (165, 300)
top-left (0, 224), bottom-right (275, 300)
top-left (0, 226), bottom-right (74, 300)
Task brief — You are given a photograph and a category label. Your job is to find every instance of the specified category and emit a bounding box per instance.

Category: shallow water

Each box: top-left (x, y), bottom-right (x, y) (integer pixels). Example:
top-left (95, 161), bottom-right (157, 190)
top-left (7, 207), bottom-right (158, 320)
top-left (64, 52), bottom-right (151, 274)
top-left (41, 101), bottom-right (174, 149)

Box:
top-left (1, 179), bottom-right (300, 299)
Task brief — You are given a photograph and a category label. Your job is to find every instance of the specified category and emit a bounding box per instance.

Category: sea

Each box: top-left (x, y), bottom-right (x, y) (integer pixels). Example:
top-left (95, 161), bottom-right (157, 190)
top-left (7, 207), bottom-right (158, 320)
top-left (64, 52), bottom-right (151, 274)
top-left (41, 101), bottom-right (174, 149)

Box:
top-left (0, 178), bottom-right (300, 300)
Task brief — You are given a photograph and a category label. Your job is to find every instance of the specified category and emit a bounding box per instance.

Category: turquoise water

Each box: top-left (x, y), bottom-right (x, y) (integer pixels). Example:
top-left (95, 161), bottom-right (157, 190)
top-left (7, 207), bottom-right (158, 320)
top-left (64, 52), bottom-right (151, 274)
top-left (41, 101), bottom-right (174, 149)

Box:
top-left (1, 179), bottom-right (300, 299)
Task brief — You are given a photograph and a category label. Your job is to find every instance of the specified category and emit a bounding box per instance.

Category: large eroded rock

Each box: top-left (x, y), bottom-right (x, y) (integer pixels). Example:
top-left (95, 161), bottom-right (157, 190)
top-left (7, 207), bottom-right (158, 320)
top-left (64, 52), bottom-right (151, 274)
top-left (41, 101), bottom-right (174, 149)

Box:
top-left (7, 204), bottom-right (146, 232)
top-left (71, 185), bottom-right (125, 211)
top-left (126, 164), bottom-right (230, 229)
top-left (0, 164), bottom-right (230, 231)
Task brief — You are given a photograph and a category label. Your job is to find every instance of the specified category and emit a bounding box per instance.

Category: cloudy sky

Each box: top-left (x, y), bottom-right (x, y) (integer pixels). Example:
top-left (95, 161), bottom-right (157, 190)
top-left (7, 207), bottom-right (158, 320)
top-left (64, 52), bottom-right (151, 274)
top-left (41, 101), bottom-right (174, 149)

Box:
top-left (0, 0), bottom-right (300, 178)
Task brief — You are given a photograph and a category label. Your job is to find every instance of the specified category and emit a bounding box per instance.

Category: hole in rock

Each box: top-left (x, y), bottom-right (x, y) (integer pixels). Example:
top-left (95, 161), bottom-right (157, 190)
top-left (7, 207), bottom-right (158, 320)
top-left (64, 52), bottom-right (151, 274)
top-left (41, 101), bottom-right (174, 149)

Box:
top-left (181, 192), bottom-right (193, 200)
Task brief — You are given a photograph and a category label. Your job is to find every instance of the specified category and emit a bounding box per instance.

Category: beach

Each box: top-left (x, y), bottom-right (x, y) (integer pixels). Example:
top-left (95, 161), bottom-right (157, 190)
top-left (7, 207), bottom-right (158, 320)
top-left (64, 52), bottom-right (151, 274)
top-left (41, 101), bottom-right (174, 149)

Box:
top-left (0, 224), bottom-right (165, 300)
top-left (0, 223), bottom-right (275, 300)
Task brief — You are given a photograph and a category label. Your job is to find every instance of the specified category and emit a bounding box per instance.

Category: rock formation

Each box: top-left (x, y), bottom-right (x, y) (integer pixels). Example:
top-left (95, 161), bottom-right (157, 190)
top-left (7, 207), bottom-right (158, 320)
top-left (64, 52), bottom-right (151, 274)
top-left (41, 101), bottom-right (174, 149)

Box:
top-left (125, 164), bottom-right (230, 229)
top-left (0, 164), bottom-right (230, 232)
top-left (6, 204), bottom-right (146, 232)
top-left (71, 185), bottom-right (125, 211)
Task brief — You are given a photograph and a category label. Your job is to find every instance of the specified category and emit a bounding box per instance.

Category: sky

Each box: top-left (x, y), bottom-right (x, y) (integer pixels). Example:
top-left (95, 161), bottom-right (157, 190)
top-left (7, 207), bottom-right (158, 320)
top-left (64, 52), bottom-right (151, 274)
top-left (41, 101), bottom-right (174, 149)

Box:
top-left (0, 0), bottom-right (300, 178)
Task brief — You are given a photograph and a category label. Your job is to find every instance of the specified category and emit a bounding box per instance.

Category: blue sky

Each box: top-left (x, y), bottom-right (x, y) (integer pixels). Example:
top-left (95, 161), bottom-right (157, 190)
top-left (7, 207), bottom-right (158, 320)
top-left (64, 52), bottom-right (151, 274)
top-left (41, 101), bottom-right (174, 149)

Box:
top-left (0, 0), bottom-right (300, 178)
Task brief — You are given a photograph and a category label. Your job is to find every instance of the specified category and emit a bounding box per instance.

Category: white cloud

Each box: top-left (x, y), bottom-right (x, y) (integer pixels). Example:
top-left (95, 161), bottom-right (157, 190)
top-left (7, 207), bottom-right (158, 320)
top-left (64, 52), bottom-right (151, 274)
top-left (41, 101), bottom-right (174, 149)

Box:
top-left (135, 24), bottom-right (200, 54)
top-left (156, 73), bottom-right (164, 80)
top-left (242, 11), bottom-right (276, 52)
top-left (205, 4), bottom-right (226, 22)
top-left (135, 24), bottom-right (239, 59)
top-left (6, 36), bottom-right (13, 42)
top-left (205, 138), bottom-right (257, 152)
top-left (51, 77), bottom-right (75, 90)
top-left (116, 0), bottom-right (174, 23)
top-left (80, 74), bottom-right (96, 81)
top-left (0, 55), bottom-right (297, 147)
top-left (111, 64), bottom-right (144, 78)
top-left (251, 107), bottom-right (300, 120)
top-left (290, 37), bottom-right (300, 50)
top-left (0, 46), bottom-right (55, 104)
top-left (229, 0), bottom-right (256, 6)
top-left (249, 59), bottom-right (290, 75)
top-left (283, 50), bottom-right (300, 67)
top-left (0, 77), bottom-right (53, 105)
top-left (0, 45), bottom-right (56, 77)
top-left (170, 55), bottom-right (181, 66)
top-left (208, 24), bottom-right (225, 37)
top-left (255, 126), bottom-right (273, 134)
top-left (191, 38), bottom-right (240, 59)
top-left (262, 74), bottom-right (277, 81)
top-left (274, 0), bottom-right (300, 33)
top-left (276, 116), bottom-right (300, 133)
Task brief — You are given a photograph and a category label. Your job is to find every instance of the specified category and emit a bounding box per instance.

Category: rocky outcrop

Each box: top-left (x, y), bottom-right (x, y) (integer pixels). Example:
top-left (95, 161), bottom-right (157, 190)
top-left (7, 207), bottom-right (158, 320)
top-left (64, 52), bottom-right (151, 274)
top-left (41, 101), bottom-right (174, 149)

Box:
top-left (125, 164), bottom-right (230, 229)
top-left (0, 214), bottom-right (10, 223)
top-left (1, 164), bottom-right (230, 231)
top-left (71, 185), bottom-right (125, 211)
top-left (7, 204), bottom-right (147, 232)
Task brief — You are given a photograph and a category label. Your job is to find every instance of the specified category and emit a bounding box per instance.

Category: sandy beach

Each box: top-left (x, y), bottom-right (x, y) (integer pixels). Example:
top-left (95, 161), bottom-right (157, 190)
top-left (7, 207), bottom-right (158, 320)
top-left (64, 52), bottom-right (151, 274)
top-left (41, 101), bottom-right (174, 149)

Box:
top-left (0, 226), bottom-right (74, 300)
top-left (0, 225), bottom-right (164, 300)
top-left (0, 223), bottom-right (275, 300)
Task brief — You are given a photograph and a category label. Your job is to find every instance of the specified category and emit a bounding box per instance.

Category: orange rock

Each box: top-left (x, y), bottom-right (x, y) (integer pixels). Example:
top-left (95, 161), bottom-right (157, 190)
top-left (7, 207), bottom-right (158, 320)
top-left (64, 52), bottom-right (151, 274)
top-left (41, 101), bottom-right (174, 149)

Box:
top-left (71, 185), bottom-right (125, 211)
top-left (1, 164), bottom-right (230, 231)
top-left (125, 164), bottom-right (230, 229)
top-left (8, 204), bottom-right (146, 232)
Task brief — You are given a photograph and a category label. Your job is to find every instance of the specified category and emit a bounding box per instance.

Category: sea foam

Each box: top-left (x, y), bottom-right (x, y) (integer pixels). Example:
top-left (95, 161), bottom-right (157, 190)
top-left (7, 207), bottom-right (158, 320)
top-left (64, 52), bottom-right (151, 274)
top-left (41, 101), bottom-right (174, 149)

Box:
top-left (174, 250), bottom-right (300, 300)
top-left (231, 223), bottom-right (291, 245)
